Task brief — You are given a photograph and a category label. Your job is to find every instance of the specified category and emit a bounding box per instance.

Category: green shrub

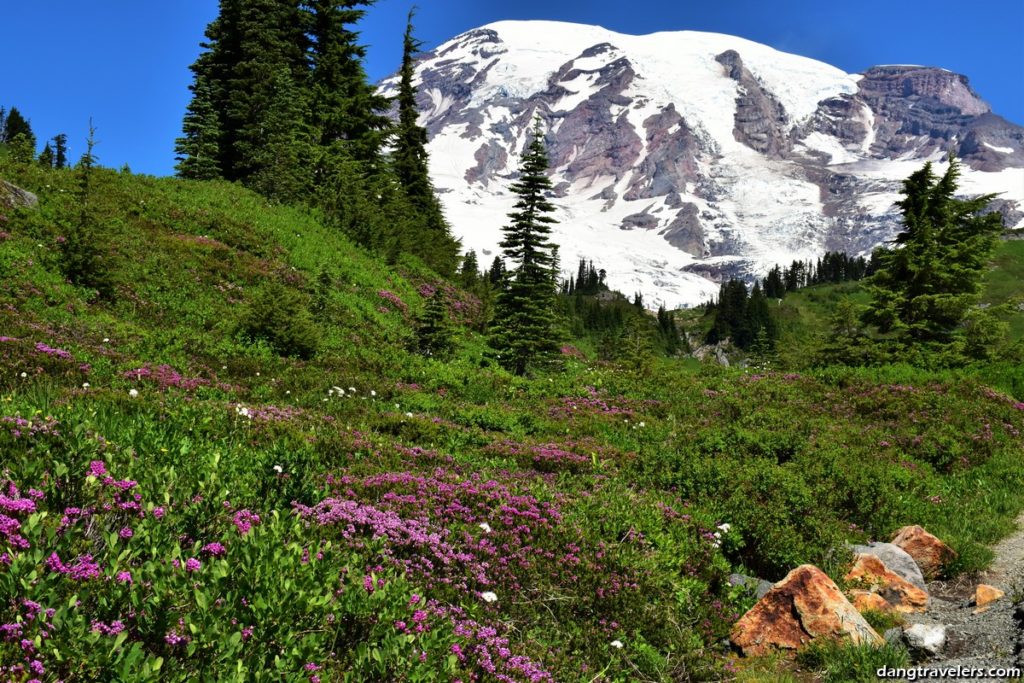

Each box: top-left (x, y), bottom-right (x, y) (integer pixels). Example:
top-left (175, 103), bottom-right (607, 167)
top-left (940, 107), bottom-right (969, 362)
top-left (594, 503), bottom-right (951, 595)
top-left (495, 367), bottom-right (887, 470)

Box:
top-left (240, 281), bottom-right (320, 359)
top-left (796, 640), bottom-right (910, 682)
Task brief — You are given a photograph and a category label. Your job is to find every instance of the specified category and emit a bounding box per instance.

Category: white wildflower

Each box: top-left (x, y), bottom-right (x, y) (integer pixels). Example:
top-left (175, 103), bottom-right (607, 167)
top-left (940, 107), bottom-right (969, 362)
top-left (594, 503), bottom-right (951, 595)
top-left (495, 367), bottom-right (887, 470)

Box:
top-left (348, 386), bottom-right (356, 393)
top-left (610, 640), bottom-right (624, 649)
top-left (480, 591), bottom-right (498, 603)
top-left (638, 421), bottom-right (645, 428)
top-left (478, 522), bottom-right (492, 534)
top-left (370, 390), bottom-right (377, 397)
top-left (717, 523), bottom-right (731, 533)
top-left (19, 372), bottom-right (27, 378)
top-left (405, 412), bottom-right (413, 418)
top-left (82, 382), bottom-right (90, 389)
top-left (128, 389), bottom-right (139, 399)
top-left (272, 465), bottom-right (283, 473)
top-left (102, 338), bottom-right (110, 343)
top-left (332, 386), bottom-right (345, 395)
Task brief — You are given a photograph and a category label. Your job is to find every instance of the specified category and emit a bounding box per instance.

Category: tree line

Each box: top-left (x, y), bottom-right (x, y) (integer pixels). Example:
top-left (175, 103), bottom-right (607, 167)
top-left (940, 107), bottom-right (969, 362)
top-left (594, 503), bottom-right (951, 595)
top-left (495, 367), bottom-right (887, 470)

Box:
top-left (0, 106), bottom-right (70, 169)
top-left (175, 1), bottom-right (459, 276)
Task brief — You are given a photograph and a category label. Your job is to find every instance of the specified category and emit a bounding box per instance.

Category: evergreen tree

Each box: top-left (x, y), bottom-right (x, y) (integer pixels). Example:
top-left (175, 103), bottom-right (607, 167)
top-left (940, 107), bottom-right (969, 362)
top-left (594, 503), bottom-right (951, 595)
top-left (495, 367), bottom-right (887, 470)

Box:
top-left (227, 0), bottom-right (310, 197)
top-left (242, 66), bottom-right (313, 202)
top-left (491, 121), bottom-right (560, 375)
top-left (181, 0), bottom-right (308, 186)
top-left (657, 304), bottom-right (682, 355)
top-left (864, 157), bottom-right (1004, 347)
top-left (762, 265), bottom-right (785, 299)
top-left (61, 121), bottom-right (112, 297)
top-left (618, 313), bottom-right (655, 375)
top-left (1, 107), bottom-right (33, 144)
top-left (390, 8), bottom-right (459, 275)
top-left (175, 78), bottom-right (222, 180)
top-left (304, 0), bottom-right (391, 169)
top-left (53, 134), bottom-right (69, 169)
top-left (416, 289), bottom-right (454, 358)
top-left (38, 142), bottom-right (55, 168)
top-left (487, 256), bottom-right (506, 288)
top-left (460, 250), bottom-right (480, 288)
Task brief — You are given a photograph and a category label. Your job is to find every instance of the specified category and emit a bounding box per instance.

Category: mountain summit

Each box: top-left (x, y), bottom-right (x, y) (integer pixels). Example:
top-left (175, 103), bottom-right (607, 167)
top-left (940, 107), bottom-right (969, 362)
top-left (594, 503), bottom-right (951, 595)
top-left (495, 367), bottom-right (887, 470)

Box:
top-left (381, 20), bottom-right (1024, 306)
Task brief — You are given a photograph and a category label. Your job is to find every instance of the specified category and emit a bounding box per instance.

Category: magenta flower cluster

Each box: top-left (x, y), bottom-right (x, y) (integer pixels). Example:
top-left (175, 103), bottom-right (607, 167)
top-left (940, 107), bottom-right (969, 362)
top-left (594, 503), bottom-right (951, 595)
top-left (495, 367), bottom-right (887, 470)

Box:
top-left (1, 415), bottom-right (61, 439)
top-left (377, 290), bottom-right (408, 313)
top-left (123, 363), bottom-right (209, 392)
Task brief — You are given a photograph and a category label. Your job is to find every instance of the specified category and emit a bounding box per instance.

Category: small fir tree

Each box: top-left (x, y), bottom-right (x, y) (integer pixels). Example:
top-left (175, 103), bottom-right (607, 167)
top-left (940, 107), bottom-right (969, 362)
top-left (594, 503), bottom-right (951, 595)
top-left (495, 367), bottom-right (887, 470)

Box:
top-left (460, 250), bottom-right (480, 288)
top-left (38, 142), bottom-right (55, 168)
top-left (490, 120), bottom-right (561, 375)
top-left (61, 121), bottom-right (113, 297)
top-left (416, 288), bottom-right (454, 359)
top-left (53, 133), bottom-right (69, 169)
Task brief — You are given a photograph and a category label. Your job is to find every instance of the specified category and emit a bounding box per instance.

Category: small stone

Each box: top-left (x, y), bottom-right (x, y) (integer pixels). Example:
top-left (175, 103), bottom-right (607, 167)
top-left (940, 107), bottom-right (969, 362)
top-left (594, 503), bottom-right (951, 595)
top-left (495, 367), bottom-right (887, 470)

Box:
top-left (972, 584), bottom-right (1004, 613)
top-left (902, 623), bottom-right (946, 655)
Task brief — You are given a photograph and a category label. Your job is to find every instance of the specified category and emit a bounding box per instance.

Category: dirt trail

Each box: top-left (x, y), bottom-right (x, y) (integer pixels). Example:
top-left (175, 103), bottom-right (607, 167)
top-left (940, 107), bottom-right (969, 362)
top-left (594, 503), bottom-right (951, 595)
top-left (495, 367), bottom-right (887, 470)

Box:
top-left (911, 513), bottom-right (1024, 681)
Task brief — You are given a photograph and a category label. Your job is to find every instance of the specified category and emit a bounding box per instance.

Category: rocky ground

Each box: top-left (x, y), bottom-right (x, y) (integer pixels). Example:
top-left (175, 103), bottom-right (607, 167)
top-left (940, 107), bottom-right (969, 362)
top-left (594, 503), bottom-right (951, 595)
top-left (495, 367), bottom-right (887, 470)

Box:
top-left (910, 514), bottom-right (1024, 681)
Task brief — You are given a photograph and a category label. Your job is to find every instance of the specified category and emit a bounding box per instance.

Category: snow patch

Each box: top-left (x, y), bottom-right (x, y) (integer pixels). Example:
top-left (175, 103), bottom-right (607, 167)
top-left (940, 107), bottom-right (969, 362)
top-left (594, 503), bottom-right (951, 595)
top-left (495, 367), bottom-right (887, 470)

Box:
top-left (983, 142), bottom-right (1014, 154)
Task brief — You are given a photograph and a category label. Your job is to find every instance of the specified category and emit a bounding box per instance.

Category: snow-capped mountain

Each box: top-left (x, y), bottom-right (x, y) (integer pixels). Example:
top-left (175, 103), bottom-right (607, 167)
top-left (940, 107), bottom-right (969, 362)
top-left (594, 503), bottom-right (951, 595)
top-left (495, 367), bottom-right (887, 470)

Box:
top-left (380, 20), bottom-right (1024, 307)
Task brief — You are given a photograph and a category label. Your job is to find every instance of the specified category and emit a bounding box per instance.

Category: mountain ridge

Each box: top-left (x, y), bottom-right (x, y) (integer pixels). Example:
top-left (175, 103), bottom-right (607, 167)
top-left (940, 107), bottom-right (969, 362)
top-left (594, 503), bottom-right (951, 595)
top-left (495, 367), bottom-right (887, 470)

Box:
top-left (380, 20), bottom-right (1024, 306)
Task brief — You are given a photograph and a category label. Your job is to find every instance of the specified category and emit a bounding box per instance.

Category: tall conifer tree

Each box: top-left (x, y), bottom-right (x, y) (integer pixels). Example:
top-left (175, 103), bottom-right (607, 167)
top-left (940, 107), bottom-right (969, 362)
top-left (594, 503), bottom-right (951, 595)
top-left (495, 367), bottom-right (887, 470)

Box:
top-left (865, 157), bottom-right (1003, 346)
top-left (491, 120), bottom-right (561, 375)
top-left (53, 134), bottom-right (69, 169)
top-left (304, 1), bottom-right (391, 168)
top-left (175, 79), bottom-right (223, 180)
top-left (391, 8), bottom-right (459, 275)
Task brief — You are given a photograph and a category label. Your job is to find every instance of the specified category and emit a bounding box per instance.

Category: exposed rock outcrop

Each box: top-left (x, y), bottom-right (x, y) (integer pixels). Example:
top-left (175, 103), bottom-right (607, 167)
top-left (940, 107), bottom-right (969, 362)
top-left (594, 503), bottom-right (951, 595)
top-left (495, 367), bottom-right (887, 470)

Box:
top-left (716, 49), bottom-right (791, 157)
top-left (0, 180), bottom-right (38, 211)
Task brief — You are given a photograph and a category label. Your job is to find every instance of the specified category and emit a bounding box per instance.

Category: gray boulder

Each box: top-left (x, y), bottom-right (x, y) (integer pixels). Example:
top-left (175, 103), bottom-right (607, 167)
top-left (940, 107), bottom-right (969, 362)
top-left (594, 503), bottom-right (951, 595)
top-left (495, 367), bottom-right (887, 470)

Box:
top-left (851, 542), bottom-right (927, 591)
top-left (0, 180), bottom-right (38, 210)
top-left (728, 573), bottom-right (773, 599)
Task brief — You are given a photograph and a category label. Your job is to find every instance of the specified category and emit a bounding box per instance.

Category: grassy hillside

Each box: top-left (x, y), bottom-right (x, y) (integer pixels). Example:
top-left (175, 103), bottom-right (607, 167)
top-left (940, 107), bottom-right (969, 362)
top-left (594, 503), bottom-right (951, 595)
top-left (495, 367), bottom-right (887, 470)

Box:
top-left (2, 165), bottom-right (1024, 681)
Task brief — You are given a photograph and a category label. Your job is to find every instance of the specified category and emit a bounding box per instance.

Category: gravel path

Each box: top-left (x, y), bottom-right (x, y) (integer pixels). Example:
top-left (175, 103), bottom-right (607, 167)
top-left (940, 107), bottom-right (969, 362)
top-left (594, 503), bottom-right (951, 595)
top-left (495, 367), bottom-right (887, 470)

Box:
top-left (909, 514), bottom-right (1024, 681)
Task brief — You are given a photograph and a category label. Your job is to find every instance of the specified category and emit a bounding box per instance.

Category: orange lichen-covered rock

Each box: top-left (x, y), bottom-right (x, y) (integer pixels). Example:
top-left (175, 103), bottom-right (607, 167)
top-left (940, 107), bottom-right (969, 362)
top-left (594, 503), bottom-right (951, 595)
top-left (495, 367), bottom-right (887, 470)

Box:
top-left (849, 589), bottom-right (897, 615)
top-left (890, 525), bottom-right (957, 579)
top-left (845, 554), bottom-right (928, 613)
top-left (730, 564), bottom-right (883, 656)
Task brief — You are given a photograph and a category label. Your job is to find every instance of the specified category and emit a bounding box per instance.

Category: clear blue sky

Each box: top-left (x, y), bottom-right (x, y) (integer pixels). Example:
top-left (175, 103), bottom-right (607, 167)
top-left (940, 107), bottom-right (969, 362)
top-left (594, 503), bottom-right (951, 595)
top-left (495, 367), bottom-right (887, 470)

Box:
top-left (3, 1), bottom-right (1021, 176)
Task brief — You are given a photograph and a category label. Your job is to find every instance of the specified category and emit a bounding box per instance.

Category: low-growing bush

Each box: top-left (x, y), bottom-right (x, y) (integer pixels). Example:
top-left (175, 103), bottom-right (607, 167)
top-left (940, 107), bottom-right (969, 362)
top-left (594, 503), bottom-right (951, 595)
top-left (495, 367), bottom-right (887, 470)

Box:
top-left (239, 281), bottom-right (320, 359)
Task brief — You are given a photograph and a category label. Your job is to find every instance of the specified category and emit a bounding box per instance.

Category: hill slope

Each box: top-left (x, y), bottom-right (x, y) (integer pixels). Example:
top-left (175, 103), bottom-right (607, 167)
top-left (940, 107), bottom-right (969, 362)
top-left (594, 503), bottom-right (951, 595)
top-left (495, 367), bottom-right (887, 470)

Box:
top-left (1, 166), bottom-right (1024, 681)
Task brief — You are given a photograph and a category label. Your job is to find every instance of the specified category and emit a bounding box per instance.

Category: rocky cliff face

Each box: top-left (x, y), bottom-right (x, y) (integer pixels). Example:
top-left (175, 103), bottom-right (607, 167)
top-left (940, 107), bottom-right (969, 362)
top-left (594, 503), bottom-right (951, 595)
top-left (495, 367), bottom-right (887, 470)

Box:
top-left (380, 21), bottom-right (1024, 306)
